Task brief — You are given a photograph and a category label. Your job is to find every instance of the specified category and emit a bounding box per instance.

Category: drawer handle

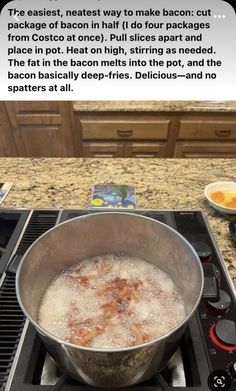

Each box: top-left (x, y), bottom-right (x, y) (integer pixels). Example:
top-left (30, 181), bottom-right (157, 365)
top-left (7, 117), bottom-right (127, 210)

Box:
top-left (135, 154), bottom-right (156, 158)
top-left (117, 129), bottom-right (133, 137)
top-left (94, 154), bottom-right (114, 158)
top-left (215, 129), bottom-right (231, 137)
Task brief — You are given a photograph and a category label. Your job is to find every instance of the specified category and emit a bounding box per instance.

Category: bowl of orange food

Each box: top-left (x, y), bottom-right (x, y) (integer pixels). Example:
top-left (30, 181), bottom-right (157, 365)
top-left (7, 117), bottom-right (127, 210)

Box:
top-left (204, 181), bottom-right (236, 214)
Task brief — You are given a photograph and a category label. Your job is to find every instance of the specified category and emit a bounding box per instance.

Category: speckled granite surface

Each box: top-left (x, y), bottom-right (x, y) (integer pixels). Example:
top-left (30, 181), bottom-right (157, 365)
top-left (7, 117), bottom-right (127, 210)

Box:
top-left (73, 100), bottom-right (236, 112)
top-left (0, 158), bottom-right (235, 287)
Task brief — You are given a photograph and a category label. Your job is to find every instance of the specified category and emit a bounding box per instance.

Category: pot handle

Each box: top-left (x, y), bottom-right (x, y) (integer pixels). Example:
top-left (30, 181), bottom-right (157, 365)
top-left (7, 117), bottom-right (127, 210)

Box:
top-left (7, 253), bottom-right (23, 274)
top-left (202, 263), bottom-right (220, 302)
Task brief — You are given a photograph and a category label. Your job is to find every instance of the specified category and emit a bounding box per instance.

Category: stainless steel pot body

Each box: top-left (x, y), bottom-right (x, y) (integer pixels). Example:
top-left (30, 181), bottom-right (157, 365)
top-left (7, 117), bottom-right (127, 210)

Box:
top-left (16, 212), bottom-right (203, 388)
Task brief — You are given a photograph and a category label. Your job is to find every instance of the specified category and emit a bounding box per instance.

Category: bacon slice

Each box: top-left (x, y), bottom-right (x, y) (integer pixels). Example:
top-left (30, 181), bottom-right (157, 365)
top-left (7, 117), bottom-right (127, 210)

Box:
top-left (98, 277), bottom-right (143, 302)
top-left (130, 323), bottom-right (150, 345)
top-left (100, 301), bottom-right (119, 319)
top-left (66, 270), bottom-right (146, 347)
top-left (68, 273), bottom-right (95, 288)
top-left (69, 324), bottom-right (104, 346)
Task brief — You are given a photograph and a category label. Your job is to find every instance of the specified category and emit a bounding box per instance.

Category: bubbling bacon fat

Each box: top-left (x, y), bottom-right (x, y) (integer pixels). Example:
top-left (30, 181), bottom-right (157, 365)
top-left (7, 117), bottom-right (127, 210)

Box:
top-left (38, 254), bottom-right (186, 348)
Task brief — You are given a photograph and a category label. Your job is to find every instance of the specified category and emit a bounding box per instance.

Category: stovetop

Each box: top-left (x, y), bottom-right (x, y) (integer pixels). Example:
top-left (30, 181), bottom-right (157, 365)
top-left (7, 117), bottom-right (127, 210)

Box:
top-left (0, 209), bottom-right (235, 391)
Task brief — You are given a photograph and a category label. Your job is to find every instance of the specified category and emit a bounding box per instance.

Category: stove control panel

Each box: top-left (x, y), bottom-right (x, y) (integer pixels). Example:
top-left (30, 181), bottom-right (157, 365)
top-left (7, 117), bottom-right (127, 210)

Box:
top-left (173, 211), bottom-right (236, 387)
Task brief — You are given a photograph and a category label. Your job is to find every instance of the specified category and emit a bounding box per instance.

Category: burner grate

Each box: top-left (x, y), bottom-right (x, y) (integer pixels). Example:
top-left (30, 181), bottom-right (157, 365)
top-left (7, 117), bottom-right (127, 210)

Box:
top-left (0, 210), bottom-right (59, 390)
top-left (0, 275), bottom-right (25, 391)
top-left (16, 211), bottom-right (59, 255)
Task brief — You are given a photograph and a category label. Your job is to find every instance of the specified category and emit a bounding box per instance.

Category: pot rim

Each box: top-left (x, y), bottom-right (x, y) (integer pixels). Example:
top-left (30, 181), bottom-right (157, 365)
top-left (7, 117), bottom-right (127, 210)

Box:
top-left (16, 211), bottom-right (204, 353)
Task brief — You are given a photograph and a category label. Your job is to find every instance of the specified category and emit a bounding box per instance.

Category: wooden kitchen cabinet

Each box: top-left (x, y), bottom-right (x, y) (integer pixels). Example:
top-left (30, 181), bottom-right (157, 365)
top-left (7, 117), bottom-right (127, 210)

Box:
top-left (76, 112), bottom-right (174, 158)
top-left (174, 142), bottom-right (236, 158)
top-left (125, 142), bottom-right (167, 158)
top-left (77, 110), bottom-right (236, 158)
top-left (4, 101), bottom-right (79, 157)
top-left (82, 142), bottom-right (168, 158)
top-left (2, 101), bottom-right (236, 158)
top-left (82, 142), bottom-right (124, 157)
top-left (175, 112), bottom-right (236, 158)
top-left (79, 114), bottom-right (170, 140)
top-left (178, 113), bottom-right (236, 140)
top-left (0, 102), bottom-right (18, 156)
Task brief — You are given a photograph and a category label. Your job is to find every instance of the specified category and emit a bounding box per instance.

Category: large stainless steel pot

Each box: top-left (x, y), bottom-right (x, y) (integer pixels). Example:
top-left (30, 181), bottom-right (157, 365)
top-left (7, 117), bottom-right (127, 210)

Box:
top-left (16, 212), bottom-right (203, 388)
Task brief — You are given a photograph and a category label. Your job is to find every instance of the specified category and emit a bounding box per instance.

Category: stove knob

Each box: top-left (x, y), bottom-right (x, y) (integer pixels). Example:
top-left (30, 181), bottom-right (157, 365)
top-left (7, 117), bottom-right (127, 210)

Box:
top-left (191, 242), bottom-right (212, 262)
top-left (210, 320), bottom-right (236, 351)
top-left (207, 289), bottom-right (231, 314)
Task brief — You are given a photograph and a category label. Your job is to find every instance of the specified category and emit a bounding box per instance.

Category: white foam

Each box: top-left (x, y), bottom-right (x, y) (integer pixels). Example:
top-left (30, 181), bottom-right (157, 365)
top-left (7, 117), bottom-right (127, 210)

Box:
top-left (38, 255), bottom-right (186, 348)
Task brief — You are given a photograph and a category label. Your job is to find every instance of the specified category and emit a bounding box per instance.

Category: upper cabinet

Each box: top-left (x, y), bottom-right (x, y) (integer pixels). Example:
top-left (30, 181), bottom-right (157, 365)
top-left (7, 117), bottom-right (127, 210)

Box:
top-left (4, 101), bottom-right (79, 157)
top-left (0, 102), bottom-right (18, 156)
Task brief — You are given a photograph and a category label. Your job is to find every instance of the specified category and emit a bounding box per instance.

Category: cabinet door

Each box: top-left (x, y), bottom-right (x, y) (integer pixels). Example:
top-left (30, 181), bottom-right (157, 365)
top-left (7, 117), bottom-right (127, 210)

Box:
top-left (82, 142), bottom-right (124, 157)
top-left (4, 102), bottom-right (78, 157)
top-left (0, 103), bottom-right (18, 156)
top-left (174, 142), bottom-right (236, 158)
top-left (125, 142), bottom-right (167, 158)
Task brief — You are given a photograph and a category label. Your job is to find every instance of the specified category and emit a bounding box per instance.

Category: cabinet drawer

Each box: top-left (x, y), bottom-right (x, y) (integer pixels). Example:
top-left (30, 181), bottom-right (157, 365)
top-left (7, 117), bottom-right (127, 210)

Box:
top-left (174, 142), bottom-right (236, 158)
top-left (79, 117), bottom-right (170, 140)
top-left (82, 142), bottom-right (124, 158)
top-left (179, 120), bottom-right (236, 140)
top-left (125, 142), bottom-right (167, 158)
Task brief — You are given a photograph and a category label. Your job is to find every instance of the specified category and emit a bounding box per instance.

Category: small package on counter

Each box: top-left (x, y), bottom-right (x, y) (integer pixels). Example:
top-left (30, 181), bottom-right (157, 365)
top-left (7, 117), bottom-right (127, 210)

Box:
top-left (0, 182), bottom-right (13, 205)
top-left (91, 184), bottom-right (136, 208)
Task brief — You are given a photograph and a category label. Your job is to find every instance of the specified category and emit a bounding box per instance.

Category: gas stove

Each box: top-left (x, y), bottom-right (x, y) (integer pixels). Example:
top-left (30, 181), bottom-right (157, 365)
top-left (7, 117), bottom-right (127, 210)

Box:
top-left (0, 209), bottom-right (235, 391)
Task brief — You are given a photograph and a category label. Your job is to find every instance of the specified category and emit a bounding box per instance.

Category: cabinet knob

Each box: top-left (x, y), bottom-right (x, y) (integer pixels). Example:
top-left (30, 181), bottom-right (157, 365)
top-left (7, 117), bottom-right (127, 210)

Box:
top-left (215, 129), bottom-right (231, 137)
top-left (117, 129), bottom-right (133, 137)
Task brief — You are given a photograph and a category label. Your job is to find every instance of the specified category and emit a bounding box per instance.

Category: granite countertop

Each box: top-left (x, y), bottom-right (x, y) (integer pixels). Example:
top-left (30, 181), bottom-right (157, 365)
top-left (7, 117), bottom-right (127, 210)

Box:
top-left (0, 158), bottom-right (235, 287)
top-left (73, 100), bottom-right (236, 112)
